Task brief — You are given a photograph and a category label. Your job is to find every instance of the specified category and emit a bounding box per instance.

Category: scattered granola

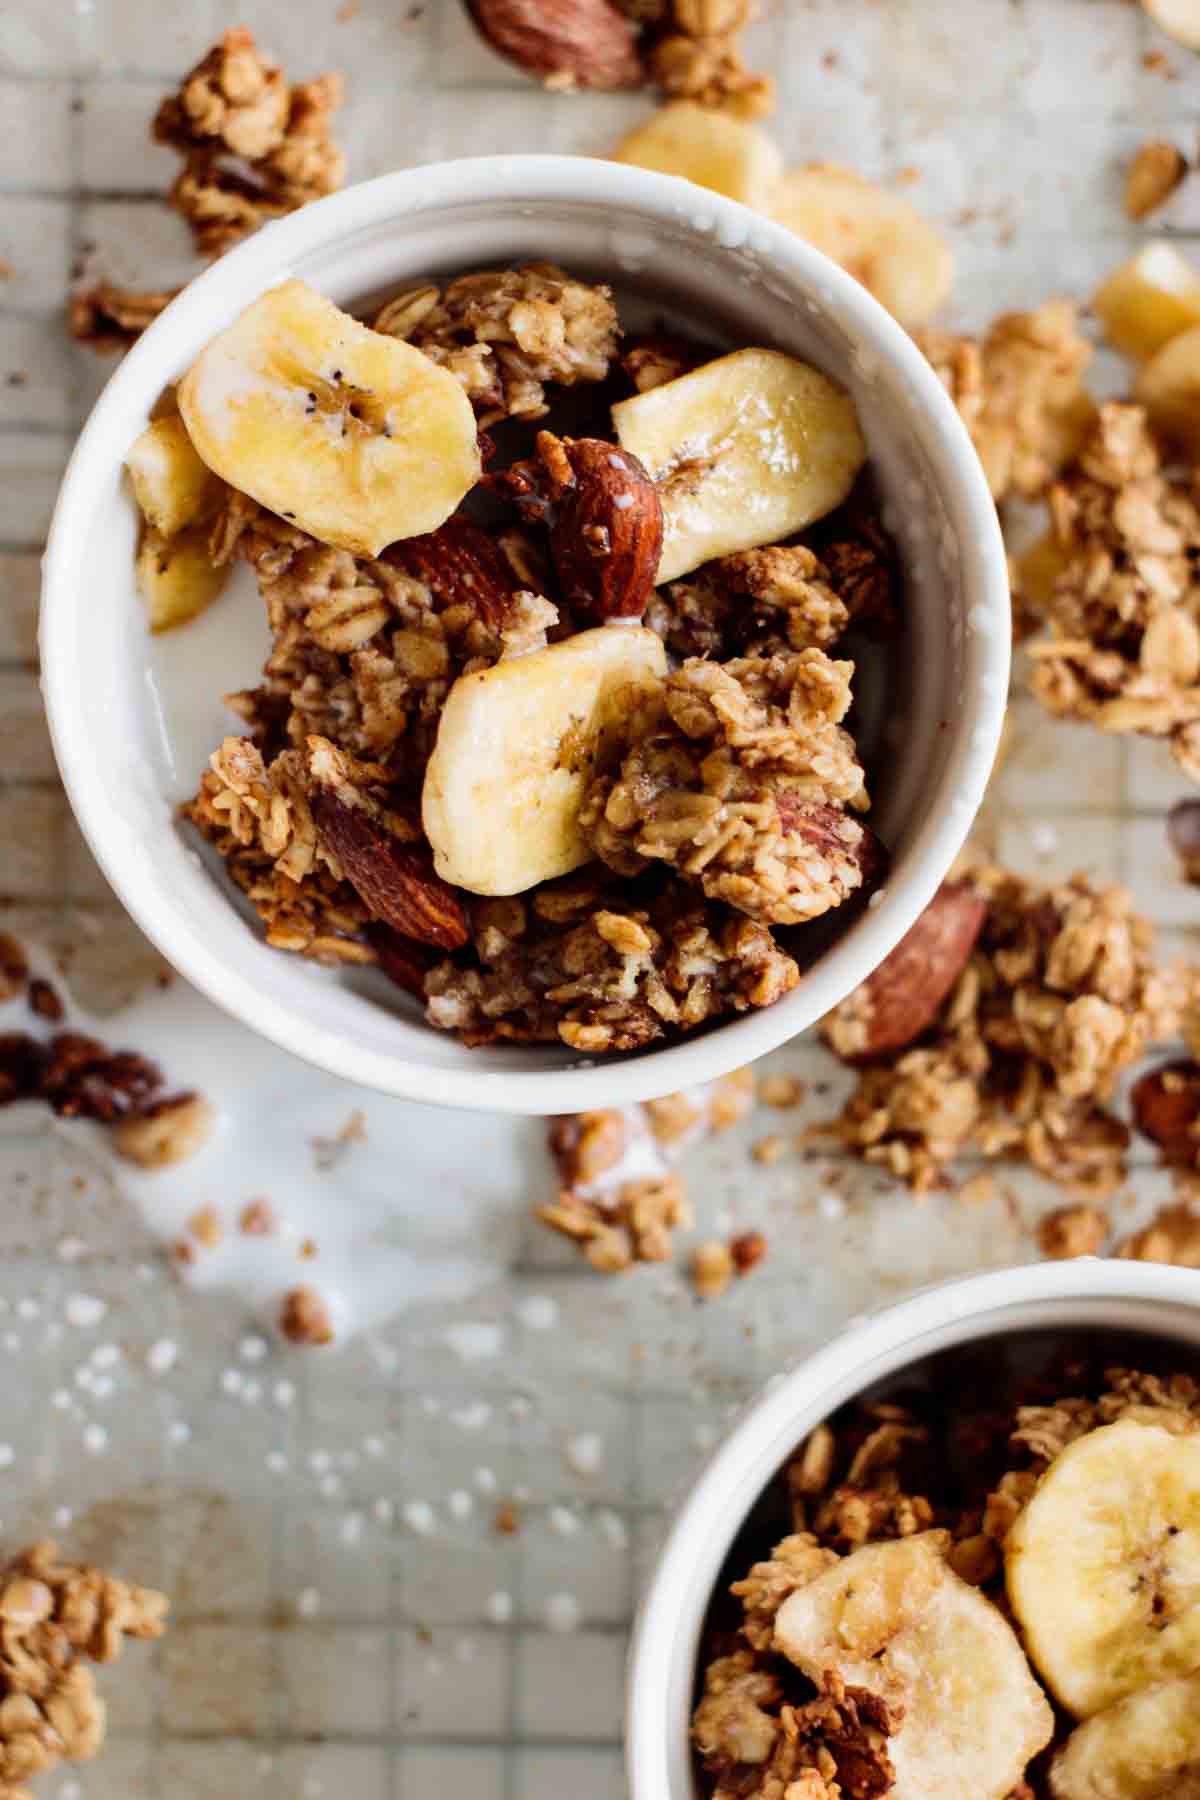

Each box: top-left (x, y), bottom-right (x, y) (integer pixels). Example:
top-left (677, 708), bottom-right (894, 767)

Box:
top-left (917, 300), bottom-right (1094, 504)
top-left (1116, 1198), bottom-right (1200, 1266)
top-left (153, 28), bottom-right (345, 256)
top-left (110, 1093), bottom-right (215, 1169)
top-left (1036, 1203), bottom-right (1109, 1260)
top-left (1124, 139), bottom-right (1188, 219)
top-left (279, 1284), bottom-right (335, 1346)
top-left (689, 1238), bottom-right (735, 1299)
top-left (0, 1539), bottom-right (167, 1800)
top-left (66, 283), bottom-right (179, 354)
top-left (1024, 404), bottom-right (1200, 777)
top-left (820, 863), bottom-right (1178, 1195)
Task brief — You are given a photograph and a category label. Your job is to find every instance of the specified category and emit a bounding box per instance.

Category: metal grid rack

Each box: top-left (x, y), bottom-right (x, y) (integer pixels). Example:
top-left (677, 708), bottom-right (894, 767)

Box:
top-left (2, 2), bottom-right (1199, 1794)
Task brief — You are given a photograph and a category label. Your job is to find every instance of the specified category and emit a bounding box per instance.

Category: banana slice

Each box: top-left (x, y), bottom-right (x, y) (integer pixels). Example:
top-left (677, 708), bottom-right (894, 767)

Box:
top-left (1136, 322), bottom-right (1200, 460)
top-left (1142, 0), bottom-right (1200, 50)
top-left (1006, 1417), bottom-right (1200, 1719)
top-left (135, 524), bottom-right (228, 634)
top-left (774, 1535), bottom-right (1053, 1800)
top-left (612, 348), bottom-right (866, 584)
top-left (772, 165), bottom-right (954, 328)
top-left (1051, 1671), bottom-right (1200, 1799)
top-left (178, 278), bottom-right (481, 558)
top-left (422, 625), bottom-right (666, 897)
top-left (1092, 243), bottom-right (1200, 362)
top-left (612, 100), bottom-right (783, 207)
top-left (125, 413), bottom-right (224, 537)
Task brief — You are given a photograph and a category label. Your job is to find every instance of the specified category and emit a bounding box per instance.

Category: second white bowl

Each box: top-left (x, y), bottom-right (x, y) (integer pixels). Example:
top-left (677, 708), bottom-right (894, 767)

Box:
top-left (41, 155), bottom-right (1008, 1112)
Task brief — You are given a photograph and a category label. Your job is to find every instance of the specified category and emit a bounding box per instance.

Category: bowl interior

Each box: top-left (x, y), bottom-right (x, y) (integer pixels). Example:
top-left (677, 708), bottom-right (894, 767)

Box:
top-left (628, 1267), bottom-right (1200, 1800)
top-left (42, 161), bottom-right (1007, 1110)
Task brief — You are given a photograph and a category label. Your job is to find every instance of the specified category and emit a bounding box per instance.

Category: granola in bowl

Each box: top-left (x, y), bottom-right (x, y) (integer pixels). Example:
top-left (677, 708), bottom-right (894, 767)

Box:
top-left (693, 1333), bottom-right (1200, 1800)
top-left (120, 258), bottom-right (903, 1055)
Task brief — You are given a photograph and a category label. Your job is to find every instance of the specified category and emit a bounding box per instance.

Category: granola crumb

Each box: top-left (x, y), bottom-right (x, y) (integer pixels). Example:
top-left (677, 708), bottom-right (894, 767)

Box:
top-left (730, 1229), bottom-right (767, 1275)
top-left (956, 1173), bottom-right (995, 1208)
top-left (0, 1539), bottom-right (167, 1795)
top-left (279, 1284), bottom-right (335, 1345)
top-left (0, 935), bottom-right (28, 1001)
top-left (493, 1502), bottom-right (520, 1536)
top-left (239, 1199), bottom-right (277, 1236)
top-left (26, 979), bottom-right (63, 1023)
top-left (1116, 1201), bottom-right (1200, 1267)
top-left (153, 28), bottom-right (346, 257)
top-left (710, 1068), bottom-right (756, 1133)
top-left (67, 282), bottom-right (178, 353)
top-left (1124, 138), bottom-right (1187, 218)
top-left (1037, 1203), bottom-right (1109, 1260)
top-left (186, 1205), bottom-right (223, 1249)
top-left (759, 1072), bottom-right (806, 1109)
top-left (751, 1133), bottom-right (787, 1165)
top-left (311, 1107), bottom-right (367, 1171)
top-left (689, 1238), bottom-right (735, 1300)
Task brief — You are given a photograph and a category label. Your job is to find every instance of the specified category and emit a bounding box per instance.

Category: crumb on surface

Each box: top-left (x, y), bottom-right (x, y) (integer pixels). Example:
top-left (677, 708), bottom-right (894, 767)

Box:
top-left (279, 1284), bottom-right (335, 1346)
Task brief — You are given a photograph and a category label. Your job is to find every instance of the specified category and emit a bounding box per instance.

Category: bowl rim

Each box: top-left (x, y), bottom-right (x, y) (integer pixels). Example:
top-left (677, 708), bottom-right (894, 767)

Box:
top-left (41, 153), bottom-right (1009, 1113)
top-left (624, 1258), bottom-right (1200, 1799)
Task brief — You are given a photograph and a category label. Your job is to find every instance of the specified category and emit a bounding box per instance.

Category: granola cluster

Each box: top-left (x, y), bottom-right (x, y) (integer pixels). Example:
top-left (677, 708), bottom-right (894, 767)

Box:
top-left (373, 264), bottom-right (621, 428)
top-left (918, 300), bottom-right (1094, 505)
top-left (580, 650), bottom-right (874, 927)
top-left (0, 1541), bottom-right (167, 1800)
top-left (66, 283), bottom-right (178, 354)
top-left (694, 1362), bottom-right (1194, 1799)
top-left (153, 27), bottom-right (345, 256)
top-left (180, 262), bottom-right (892, 1051)
top-left (1023, 404), bottom-right (1200, 779)
top-left (822, 863), bottom-right (1179, 1195)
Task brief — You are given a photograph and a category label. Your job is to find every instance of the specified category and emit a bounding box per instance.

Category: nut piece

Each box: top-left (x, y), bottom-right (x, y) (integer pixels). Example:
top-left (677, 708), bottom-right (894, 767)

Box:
top-left (112, 1093), bottom-right (215, 1169)
top-left (822, 881), bottom-right (987, 1062)
top-left (1125, 140), bottom-right (1188, 219)
top-left (466, 0), bottom-right (643, 89)
top-left (504, 432), bottom-right (663, 623)
top-left (280, 1285), bottom-right (335, 1345)
top-left (1131, 1060), bottom-right (1200, 1165)
top-left (730, 1229), bottom-right (767, 1275)
top-left (689, 1238), bottom-right (734, 1300)
top-left (311, 779), bottom-right (469, 951)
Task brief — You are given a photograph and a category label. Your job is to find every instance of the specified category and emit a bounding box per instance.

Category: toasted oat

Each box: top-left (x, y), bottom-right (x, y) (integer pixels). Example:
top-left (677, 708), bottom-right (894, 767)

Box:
top-left (1024, 405), bottom-right (1200, 776)
top-left (153, 29), bottom-right (345, 256)
top-left (0, 1540), bottom-right (167, 1799)
top-left (917, 300), bottom-right (1094, 503)
top-left (67, 282), bottom-right (178, 353)
top-left (822, 862), bottom-right (1177, 1194)
top-left (374, 264), bottom-right (619, 428)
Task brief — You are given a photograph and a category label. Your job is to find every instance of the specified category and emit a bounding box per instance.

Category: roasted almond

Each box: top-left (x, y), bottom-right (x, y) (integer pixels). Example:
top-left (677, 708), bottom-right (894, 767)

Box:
top-left (368, 923), bottom-right (439, 996)
top-left (823, 880), bottom-right (987, 1062)
top-left (465, 0), bottom-right (643, 89)
top-left (1131, 1060), bottom-right (1200, 1164)
top-left (312, 787), bottom-right (469, 950)
top-left (778, 799), bottom-right (888, 896)
top-left (387, 515), bottom-right (521, 630)
top-left (503, 431), bottom-right (663, 622)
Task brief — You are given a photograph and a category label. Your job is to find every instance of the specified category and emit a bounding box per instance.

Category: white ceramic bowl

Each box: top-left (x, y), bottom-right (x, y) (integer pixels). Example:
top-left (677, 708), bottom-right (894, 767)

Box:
top-left (626, 1259), bottom-right (1200, 1799)
top-left (42, 155), bottom-right (1008, 1113)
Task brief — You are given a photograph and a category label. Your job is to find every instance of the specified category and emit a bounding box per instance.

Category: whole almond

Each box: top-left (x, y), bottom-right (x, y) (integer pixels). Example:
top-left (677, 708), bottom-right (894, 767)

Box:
top-left (388, 516), bottom-right (520, 630)
top-left (466, 0), bottom-right (644, 89)
top-left (823, 880), bottom-right (987, 1062)
top-left (505, 432), bottom-right (663, 622)
top-left (778, 799), bottom-right (888, 898)
top-left (312, 789), bottom-right (469, 951)
top-left (1131, 1060), bottom-right (1200, 1164)
top-left (368, 923), bottom-right (438, 996)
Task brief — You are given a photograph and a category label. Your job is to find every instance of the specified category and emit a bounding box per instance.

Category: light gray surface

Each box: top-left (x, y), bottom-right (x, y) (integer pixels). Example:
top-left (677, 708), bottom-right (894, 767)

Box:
top-left (1, 2), bottom-right (1199, 1796)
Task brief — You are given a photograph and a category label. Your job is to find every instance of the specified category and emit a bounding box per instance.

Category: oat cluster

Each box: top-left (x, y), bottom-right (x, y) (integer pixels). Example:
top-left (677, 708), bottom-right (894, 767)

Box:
top-left (0, 1542), bottom-right (167, 1800)
top-left (822, 863), bottom-right (1179, 1195)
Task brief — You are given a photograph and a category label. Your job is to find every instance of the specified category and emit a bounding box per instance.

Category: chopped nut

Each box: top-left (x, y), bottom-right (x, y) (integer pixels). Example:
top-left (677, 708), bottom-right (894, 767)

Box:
top-left (689, 1238), bottom-right (735, 1300)
top-left (279, 1284), bottom-right (335, 1345)
top-left (1116, 1202), bottom-right (1200, 1266)
top-left (1125, 139), bottom-right (1187, 219)
top-left (730, 1229), bottom-right (767, 1274)
top-left (1037, 1203), bottom-right (1109, 1260)
top-left (112, 1093), bottom-right (215, 1169)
